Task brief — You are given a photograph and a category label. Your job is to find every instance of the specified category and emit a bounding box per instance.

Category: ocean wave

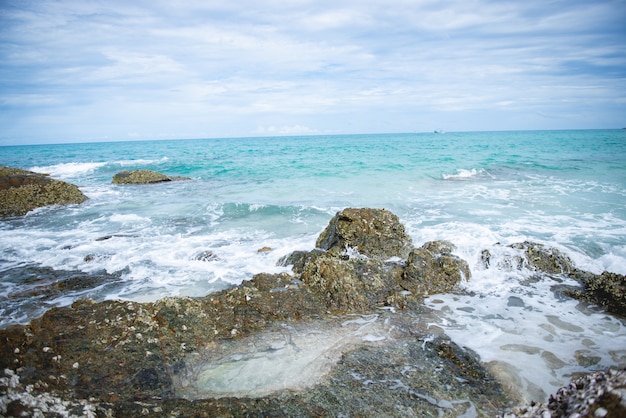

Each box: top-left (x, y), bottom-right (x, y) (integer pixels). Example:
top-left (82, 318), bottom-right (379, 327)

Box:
top-left (113, 157), bottom-right (169, 167)
top-left (30, 162), bottom-right (107, 178)
top-left (29, 157), bottom-right (169, 180)
top-left (441, 168), bottom-right (491, 180)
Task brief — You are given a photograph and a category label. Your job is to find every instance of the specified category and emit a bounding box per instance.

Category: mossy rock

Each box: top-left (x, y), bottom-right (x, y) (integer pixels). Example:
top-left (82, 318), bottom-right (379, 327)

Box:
top-left (0, 166), bottom-right (87, 217)
top-left (315, 208), bottom-right (413, 259)
top-left (112, 170), bottom-right (173, 184)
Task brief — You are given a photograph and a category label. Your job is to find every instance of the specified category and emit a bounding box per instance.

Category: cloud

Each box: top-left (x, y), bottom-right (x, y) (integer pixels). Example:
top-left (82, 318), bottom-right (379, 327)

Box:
top-left (1, 0), bottom-right (625, 144)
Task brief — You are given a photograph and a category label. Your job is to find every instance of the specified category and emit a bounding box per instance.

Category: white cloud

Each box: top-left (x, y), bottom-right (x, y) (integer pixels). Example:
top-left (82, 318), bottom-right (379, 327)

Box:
top-left (1, 0), bottom-right (625, 143)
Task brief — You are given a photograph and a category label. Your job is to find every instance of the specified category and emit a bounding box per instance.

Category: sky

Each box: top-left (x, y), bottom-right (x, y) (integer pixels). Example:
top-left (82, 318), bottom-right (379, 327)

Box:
top-left (0, 0), bottom-right (625, 145)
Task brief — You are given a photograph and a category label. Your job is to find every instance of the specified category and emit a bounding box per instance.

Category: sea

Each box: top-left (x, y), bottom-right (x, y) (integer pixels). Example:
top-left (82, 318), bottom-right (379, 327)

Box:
top-left (1, 129), bottom-right (626, 402)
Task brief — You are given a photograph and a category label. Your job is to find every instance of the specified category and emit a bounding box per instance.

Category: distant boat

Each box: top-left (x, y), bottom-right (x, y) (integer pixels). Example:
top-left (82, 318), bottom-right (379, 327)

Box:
top-left (434, 130), bottom-right (445, 134)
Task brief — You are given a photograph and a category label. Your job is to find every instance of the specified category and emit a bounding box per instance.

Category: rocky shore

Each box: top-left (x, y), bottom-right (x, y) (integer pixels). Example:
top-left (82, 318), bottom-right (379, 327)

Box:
top-left (1, 207), bottom-right (625, 417)
top-left (0, 166), bottom-right (87, 218)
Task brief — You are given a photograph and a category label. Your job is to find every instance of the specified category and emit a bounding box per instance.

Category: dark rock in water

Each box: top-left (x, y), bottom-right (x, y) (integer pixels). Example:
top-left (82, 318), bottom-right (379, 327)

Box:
top-left (112, 169), bottom-right (191, 184)
top-left (566, 271), bottom-right (626, 317)
top-left (402, 241), bottom-right (470, 297)
top-left (0, 166), bottom-right (87, 217)
top-left (193, 250), bottom-right (219, 262)
top-left (315, 207), bottom-right (413, 259)
top-left (501, 367), bottom-right (626, 417)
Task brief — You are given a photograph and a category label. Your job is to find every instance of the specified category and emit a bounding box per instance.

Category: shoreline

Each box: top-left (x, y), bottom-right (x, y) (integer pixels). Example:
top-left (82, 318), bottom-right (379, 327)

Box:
top-left (2, 208), bottom-right (625, 416)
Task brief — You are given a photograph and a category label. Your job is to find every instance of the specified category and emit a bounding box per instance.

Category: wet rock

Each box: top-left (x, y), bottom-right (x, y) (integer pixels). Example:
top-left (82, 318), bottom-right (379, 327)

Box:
top-left (0, 166), bottom-right (87, 218)
top-left (402, 241), bottom-right (470, 297)
top-left (315, 207), bottom-right (413, 259)
top-left (111, 169), bottom-right (190, 184)
top-left (300, 252), bottom-right (405, 311)
top-left (277, 249), bottom-right (325, 274)
top-left (510, 241), bottom-right (575, 274)
top-left (500, 367), bottom-right (626, 418)
top-left (193, 250), bottom-right (219, 262)
top-left (565, 271), bottom-right (626, 317)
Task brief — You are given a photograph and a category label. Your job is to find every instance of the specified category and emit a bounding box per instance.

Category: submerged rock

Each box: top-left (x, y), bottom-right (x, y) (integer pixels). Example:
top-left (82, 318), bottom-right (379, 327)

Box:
top-left (0, 166), bottom-right (87, 217)
top-left (111, 169), bottom-right (190, 184)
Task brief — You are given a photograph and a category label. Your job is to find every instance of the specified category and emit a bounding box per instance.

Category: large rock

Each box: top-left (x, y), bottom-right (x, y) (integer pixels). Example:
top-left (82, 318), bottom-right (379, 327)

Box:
top-left (315, 208), bottom-right (413, 259)
top-left (0, 166), bottom-right (87, 218)
top-left (112, 169), bottom-right (190, 184)
top-left (280, 210), bottom-right (469, 311)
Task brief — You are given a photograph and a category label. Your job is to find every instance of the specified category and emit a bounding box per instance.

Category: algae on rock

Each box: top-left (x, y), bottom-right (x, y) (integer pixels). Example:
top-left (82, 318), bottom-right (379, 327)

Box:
top-left (0, 166), bottom-right (87, 218)
top-left (112, 169), bottom-right (190, 184)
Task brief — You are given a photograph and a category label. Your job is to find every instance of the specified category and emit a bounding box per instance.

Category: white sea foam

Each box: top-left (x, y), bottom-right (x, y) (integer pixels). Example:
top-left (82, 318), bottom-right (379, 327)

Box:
top-left (114, 157), bottom-right (168, 166)
top-left (30, 162), bottom-right (107, 179)
top-left (442, 168), bottom-right (489, 180)
top-left (108, 213), bottom-right (151, 224)
top-left (423, 243), bottom-right (626, 403)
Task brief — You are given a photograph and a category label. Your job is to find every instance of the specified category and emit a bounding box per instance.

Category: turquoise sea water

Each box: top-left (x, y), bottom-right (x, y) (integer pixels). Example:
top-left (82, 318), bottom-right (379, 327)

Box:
top-left (2, 129), bottom-right (626, 400)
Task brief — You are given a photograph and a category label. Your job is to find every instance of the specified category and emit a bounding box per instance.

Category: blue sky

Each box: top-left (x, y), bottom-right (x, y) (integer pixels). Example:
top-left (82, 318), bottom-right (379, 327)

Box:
top-left (1, 0), bottom-right (625, 144)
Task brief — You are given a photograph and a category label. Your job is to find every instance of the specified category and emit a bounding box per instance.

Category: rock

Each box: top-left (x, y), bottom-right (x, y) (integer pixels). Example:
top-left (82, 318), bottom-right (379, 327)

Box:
top-left (510, 241), bottom-right (575, 274)
top-left (500, 367), bottom-right (626, 418)
top-left (193, 250), bottom-right (219, 262)
top-left (0, 291), bottom-right (509, 418)
top-left (277, 249), bottom-right (325, 274)
top-left (566, 271), bottom-right (626, 317)
top-left (0, 166), bottom-right (87, 217)
top-left (111, 170), bottom-right (190, 184)
top-left (300, 252), bottom-right (405, 311)
top-left (402, 241), bottom-right (470, 296)
top-left (315, 208), bottom-right (413, 259)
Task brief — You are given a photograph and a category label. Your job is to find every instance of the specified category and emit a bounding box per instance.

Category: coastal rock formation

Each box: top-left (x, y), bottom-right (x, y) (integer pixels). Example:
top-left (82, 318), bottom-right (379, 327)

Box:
top-left (288, 208), bottom-right (469, 311)
top-left (0, 208), bottom-right (494, 417)
top-left (0, 166), bottom-right (87, 218)
top-left (111, 169), bottom-right (190, 184)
